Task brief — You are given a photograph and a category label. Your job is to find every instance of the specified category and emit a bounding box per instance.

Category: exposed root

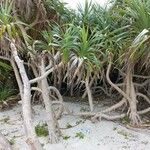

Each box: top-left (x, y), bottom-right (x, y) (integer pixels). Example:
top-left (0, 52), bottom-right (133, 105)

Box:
top-left (97, 113), bottom-right (126, 121)
top-left (48, 131), bottom-right (59, 144)
top-left (91, 98), bottom-right (126, 121)
top-left (31, 87), bottom-right (42, 93)
top-left (31, 86), bottom-right (66, 119)
top-left (49, 86), bottom-right (64, 119)
top-left (106, 58), bottom-right (132, 102)
top-left (52, 101), bottom-right (72, 116)
top-left (73, 112), bottom-right (126, 122)
top-left (134, 79), bottom-right (150, 87)
top-left (85, 75), bottom-right (94, 111)
top-left (106, 55), bottom-right (146, 126)
top-left (91, 86), bottom-right (112, 97)
top-left (102, 98), bottom-right (126, 113)
top-left (129, 110), bottom-right (142, 126)
top-left (136, 93), bottom-right (150, 104)
top-left (72, 106), bottom-right (150, 124)
top-left (138, 107), bottom-right (150, 114)
top-left (133, 75), bottom-right (150, 79)
top-left (71, 100), bottom-right (150, 125)
top-left (82, 73), bottom-right (97, 98)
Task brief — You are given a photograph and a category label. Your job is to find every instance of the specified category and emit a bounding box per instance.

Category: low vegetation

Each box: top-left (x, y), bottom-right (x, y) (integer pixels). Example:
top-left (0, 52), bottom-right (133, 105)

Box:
top-left (35, 123), bottom-right (49, 137)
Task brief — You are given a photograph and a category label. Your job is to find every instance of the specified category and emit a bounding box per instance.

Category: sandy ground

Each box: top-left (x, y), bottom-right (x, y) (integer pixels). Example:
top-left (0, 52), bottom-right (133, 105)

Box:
top-left (0, 102), bottom-right (150, 150)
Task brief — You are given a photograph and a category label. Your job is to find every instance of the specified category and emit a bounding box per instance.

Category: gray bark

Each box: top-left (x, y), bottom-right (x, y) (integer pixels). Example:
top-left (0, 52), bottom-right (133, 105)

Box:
top-left (40, 57), bottom-right (59, 143)
top-left (10, 42), bottom-right (42, 150)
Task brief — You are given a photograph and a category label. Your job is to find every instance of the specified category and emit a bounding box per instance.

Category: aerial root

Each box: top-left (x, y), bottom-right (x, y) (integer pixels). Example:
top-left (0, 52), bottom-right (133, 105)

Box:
top-left (49, 131), bottom-right (59, 144)
top-left (31, 86), bottom-right (67, 119)
top-left (136, 93), bottom-right (150, 104)
top-left (71, 106), bottom-right (150, 123)
top-left (52, 101), bottom-right (72, 118)
top-left (73, 112), bottom-right (126, 122)
top-left (129, 111), bottom-right (142, 126)
top-left (91, 98), bottom-right (126, 122)
top-left (49, 86), bottom-right (64, 119)
top-left (138, 107), bottom-right (150, 115)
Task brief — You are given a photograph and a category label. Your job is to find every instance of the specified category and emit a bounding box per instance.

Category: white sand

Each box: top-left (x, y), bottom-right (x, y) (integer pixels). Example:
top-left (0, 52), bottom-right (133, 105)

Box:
top-left (0, 102), bottom-right (150, 150)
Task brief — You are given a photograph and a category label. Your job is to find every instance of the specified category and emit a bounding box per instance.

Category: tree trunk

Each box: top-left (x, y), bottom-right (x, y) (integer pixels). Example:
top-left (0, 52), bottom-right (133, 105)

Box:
top-left (85, 75), bottom-right (94, 111)
top-left (106, 56), bottom-right (141, 125)
top-left (125, 67), bottom-right (141, 125)
top-left (10, 42), bottom-right (42, 150)
top-left (10, 59), bottom-right (23, 99)
top-left (40, 57), bottom-right (59, 143)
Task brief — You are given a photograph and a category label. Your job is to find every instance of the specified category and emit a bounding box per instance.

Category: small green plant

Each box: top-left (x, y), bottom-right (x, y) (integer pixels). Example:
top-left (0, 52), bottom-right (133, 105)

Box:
top-left (76, 120), bottom-right (83, 125)
top-left (62, 135), bottom-right (71, 140)
top-left (80, 107), bottom-right (89, 112)
top-left (35, 123), bottom-right (48, 137)
top-left (117, 130), bottom-right (133, 139)
top-left (117, 130), bottom-right (128, 139)
top-left (0, 116), bottom-right (10, 123)
top-left (75, 132), bottom-right (85, 139)
top-left (66, 123), bottom-right (73, 129)
top-left (3, 116), bottom-right (10, 123)
top-left (113, 127), bottom-right (117, 131)
top-left (120, 115), bottom-right (130, 125)
top-left (9, 138), bottom-right (15, 145)
top-left (0, 86), bottom-right (15, 103)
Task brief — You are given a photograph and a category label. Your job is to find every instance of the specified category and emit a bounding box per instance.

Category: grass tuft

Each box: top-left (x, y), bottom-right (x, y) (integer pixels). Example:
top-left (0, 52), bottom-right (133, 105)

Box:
top-left (35, 123), bottom-right (48, 137)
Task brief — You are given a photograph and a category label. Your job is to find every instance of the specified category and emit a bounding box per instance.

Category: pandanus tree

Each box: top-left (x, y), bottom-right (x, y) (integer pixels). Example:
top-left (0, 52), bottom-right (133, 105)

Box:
top-left (73, 25), bottom-right (101, 111)
top-left (111, 0), bottom-right (150, 125)
top-left (0, 0), bottom-right (43, 149)
top-left (93, 0), bottom-right (150, 125)
top-left (0, 0), bottom-right (65, 149)
top-left (102, 29), bottom-right (150, 125)
top-left (50, 23), bottom-right (102, 111)
top-left (122, 0), bottom-right (150, 125)
top-left (37, 0), bottom-right (150, 123)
